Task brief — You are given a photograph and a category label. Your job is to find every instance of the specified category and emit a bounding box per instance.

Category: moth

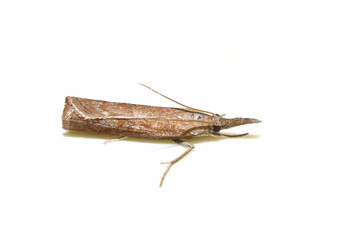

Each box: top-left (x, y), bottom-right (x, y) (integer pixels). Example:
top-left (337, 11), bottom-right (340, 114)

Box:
top-left (62, 84), bottom-right (261, 187)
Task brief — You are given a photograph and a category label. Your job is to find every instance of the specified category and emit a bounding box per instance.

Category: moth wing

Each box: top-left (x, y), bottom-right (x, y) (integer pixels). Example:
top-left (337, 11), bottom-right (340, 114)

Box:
top-left (68, 97), bottom-right (212, 122)
top-left (68, 97), bottom-right (146, 119)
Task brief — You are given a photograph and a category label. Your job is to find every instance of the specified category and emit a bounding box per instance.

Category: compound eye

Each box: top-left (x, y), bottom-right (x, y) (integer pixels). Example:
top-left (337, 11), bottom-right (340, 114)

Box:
top-left (212, 125), bottom-right (221, 132)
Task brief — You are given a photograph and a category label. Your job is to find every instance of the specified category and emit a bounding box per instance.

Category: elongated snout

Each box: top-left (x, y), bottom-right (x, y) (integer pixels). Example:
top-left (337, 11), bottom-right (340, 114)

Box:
top-left (221, 117), bottom-right (261, 129)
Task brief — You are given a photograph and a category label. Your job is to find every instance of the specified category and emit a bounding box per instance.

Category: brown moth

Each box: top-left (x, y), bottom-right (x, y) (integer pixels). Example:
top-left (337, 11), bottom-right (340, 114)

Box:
top-left (62, 84), bottom-right (261, 187)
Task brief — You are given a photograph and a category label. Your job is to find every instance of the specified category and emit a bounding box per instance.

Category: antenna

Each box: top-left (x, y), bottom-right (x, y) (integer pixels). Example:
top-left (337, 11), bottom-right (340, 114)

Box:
top-left (139, 83), bottom-right (215, 116)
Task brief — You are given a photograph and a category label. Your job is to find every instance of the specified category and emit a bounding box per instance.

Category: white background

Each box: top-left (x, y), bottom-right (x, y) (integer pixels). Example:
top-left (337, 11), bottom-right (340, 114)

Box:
top-left (1, 1), bottom-right (360, 239)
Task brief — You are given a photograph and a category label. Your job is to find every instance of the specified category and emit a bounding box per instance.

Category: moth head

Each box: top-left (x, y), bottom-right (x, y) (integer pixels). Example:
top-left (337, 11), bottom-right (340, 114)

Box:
top-left (220, 117), bottom-right (261, 130)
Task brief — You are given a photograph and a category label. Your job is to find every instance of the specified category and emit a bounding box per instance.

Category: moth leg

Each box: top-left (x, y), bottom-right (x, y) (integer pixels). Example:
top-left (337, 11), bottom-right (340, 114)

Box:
top-left (212, 132), bottom-right (248, 138)
top-left (103, 136), bottom-right (127, 144)
top-left (159, 139), bottom-right (194, 187)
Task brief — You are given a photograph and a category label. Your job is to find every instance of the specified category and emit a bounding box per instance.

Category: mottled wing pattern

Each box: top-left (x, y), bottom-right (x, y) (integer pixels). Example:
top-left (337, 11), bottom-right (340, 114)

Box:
top-left (63, 97), bottom-right (217, 138)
